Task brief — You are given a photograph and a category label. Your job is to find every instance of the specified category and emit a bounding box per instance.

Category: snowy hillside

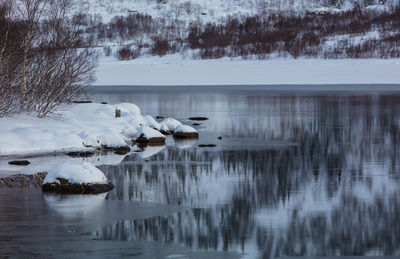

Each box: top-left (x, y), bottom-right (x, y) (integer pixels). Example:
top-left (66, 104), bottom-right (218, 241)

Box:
top-left (73, 0), bottom-right (400, 84)
top-left (81, 0), bottom-right (398, 23)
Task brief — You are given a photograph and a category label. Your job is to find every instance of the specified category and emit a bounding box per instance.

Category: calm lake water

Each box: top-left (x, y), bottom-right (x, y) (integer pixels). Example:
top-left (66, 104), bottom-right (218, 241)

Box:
top-left (2, 85), bottom-right (400, 258)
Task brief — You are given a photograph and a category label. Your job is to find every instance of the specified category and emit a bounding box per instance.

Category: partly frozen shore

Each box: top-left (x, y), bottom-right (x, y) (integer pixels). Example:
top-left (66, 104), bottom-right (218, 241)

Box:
top-left (0, 102), bottom-right (196, 157)
top-left (95, 55), bottom-right (400, 86)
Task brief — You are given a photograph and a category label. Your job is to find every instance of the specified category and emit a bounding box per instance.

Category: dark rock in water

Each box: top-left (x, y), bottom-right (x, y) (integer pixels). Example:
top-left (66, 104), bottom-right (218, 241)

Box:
top-left (114, 146), bottom-right (131, 155)
top-left (72, 100), bottom-right (92, 103)
top-left (67, 151), bottom-right (95, 157)
top-left (101, 101), bottom-right (108, 104)
top-left (145, 159), bottom-right (150, 162)
top-left (136, 134), bottom-right (166, 144)
top-left (42, 178), bottom-right (114, 194)
top-left (188, 117), bottom-right (208, 121)
top-left (192, 123), bottom-right (200, 126)
top-left (0, 172), bottom-right (47, 188)
top-left (173, 132), bottom-right (199, 139)
top-left (198, 144), bottom-right (217, 147)
top-left (160, 129), bottom-right (173, 135)
top-left (156, 116), bottom-right (164, 119)
top-left (8, 160), bottom-right (31, 166)
top-left (217, 136), bottom-right (222, 140)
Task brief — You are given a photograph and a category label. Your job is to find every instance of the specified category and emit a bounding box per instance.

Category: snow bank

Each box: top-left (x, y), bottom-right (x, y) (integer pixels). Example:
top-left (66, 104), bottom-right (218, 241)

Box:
top-left (175, 124), bottom-right (198, 133)
top-left (43, 162), bottom-right (108, 184)
top-left (113, 103), bottom-right (141, 117)
top-left (0, 102), bottom-right (184, 156)
top-left (95, 55), bottom-right (400, 85)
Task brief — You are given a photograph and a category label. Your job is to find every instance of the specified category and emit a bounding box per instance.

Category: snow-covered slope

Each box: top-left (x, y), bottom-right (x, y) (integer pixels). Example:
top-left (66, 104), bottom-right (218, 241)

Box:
top-left (81, 0), bottom-right (398, 23)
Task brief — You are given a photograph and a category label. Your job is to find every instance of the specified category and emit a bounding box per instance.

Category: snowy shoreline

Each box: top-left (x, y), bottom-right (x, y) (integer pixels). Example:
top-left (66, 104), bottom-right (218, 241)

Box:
top-left (0, 102), bottom-right (196, 157)
top-left (95, 55), bottom-right (400, 86)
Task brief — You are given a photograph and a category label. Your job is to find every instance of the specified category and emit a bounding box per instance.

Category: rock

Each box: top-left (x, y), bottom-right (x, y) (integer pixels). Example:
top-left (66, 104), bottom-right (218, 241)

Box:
top-left (135, 126), bottom-right (166, 144)
top-left (159, 124), bottom-right (173, 135)
top-left (42, 162), bottom-right (112, 194)
top-left (173, 124), bottom-right (199, 139)
top-left (101, 102), bottom-right (108, 104)
top-left (141, 115), bottom-right (161, 130)
top-left (217, 136), bottom-right (222, 140)
top-left (188, 117), bottom-right (208, 121)
top-left (8, 160), bottom-right (31, 166)
top-left (72, 100), bottom-right (92, 103)
top-left (42, 178), bottom-right (114, 194)
top-left (192, 123), bottom-right (200, 126)
top-left (156, 116), bottom-right (164, 119)
top-left (198, 144), bottom-right (217, 147)
top-left (174, 132), bottom-right (199, 138)
top-left (160, 118), bottom-right (182, 132)
top-left (136, 135), bottom-right (166, 144)
top-left (113, 146), bottom-right (131, 155)
top-left (67, 151), bottom-right (95, 157)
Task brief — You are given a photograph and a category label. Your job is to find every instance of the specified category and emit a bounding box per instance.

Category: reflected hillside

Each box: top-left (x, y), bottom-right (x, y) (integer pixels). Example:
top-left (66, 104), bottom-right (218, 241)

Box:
top-left (96, 94), bottom-right (400, 257)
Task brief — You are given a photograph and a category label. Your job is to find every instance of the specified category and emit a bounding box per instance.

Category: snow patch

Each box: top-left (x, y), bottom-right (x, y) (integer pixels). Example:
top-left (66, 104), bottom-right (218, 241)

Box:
top-left (43, 161), bottom-right (108, 184)
top-left (113, 103), bottom-right (141, 117)
top-left (175, 124), bottom-right (198, 133)
top-left (136, 125), bottom-right (165, 139)
top-left (160, 118), bottom-right (182, 131)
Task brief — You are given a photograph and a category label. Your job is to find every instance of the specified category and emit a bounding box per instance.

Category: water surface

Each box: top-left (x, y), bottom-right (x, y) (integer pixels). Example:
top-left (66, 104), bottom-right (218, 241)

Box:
top-left (2, 85), bottom-right (400, 258)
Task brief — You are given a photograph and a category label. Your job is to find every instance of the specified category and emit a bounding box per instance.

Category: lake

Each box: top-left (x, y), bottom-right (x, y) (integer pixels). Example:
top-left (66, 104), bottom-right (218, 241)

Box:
top-left (1, 85), bottom-right (400, 258)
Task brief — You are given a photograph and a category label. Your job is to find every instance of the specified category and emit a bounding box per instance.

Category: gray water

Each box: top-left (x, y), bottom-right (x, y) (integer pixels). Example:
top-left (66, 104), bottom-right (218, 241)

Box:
top-left (2, 85), bottom-right (400, 258)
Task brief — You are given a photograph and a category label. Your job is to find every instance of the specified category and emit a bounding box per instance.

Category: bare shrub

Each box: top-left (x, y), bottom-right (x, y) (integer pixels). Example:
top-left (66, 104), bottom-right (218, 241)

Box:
top-left (118, 46), bottom-right (133, 60)
top-left (151, 37), bottom-right (169, 56)
top-left (0, 0), bottom-right (97, 118)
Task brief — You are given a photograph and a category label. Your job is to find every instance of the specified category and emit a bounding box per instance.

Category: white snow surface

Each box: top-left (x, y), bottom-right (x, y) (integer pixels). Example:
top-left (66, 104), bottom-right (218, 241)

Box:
top-left (113, 103), bottom-right (141, 117)
top-left (175, 124), bottom-right (197, 133)
top-left (95, 55), bottom-right (400, 85)
top-left (0, 102), bottom-right (173, 156)
top-left (136, 125), bottom-right (166, 139)
top-left (43, 161), bottom-right (108, 184)
top-left (160, 118), bottom-right (182, 131)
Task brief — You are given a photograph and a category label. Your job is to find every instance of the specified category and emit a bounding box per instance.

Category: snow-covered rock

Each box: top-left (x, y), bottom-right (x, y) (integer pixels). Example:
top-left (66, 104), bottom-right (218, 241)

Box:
top-left (141, 115), bottom-right (161, 130)
top-left (173, 124), bottom-right (199, 138)
top-left (42, 162), bottom-right (114, 194)
top-left (43, 162), bottom-right (108, 185)
top-left (160, 118), bottom-right (182, 132)
top-left (135, 126), bottom-right (166, 144)
top-left (159, 124), bottom-right (172, 135)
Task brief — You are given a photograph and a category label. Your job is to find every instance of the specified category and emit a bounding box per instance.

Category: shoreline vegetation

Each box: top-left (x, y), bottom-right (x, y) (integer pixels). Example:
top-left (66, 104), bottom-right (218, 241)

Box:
top-left (0, 0), bottom-right (97, 118)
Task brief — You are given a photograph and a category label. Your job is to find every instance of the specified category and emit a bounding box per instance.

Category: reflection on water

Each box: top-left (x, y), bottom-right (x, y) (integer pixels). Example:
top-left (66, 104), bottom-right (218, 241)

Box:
top-left (3, 89), bottom-right (400, 258)
top-left (90, 91), bottom-right (400, 258)
top-left (44, 193), bottom-right (107, 219)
